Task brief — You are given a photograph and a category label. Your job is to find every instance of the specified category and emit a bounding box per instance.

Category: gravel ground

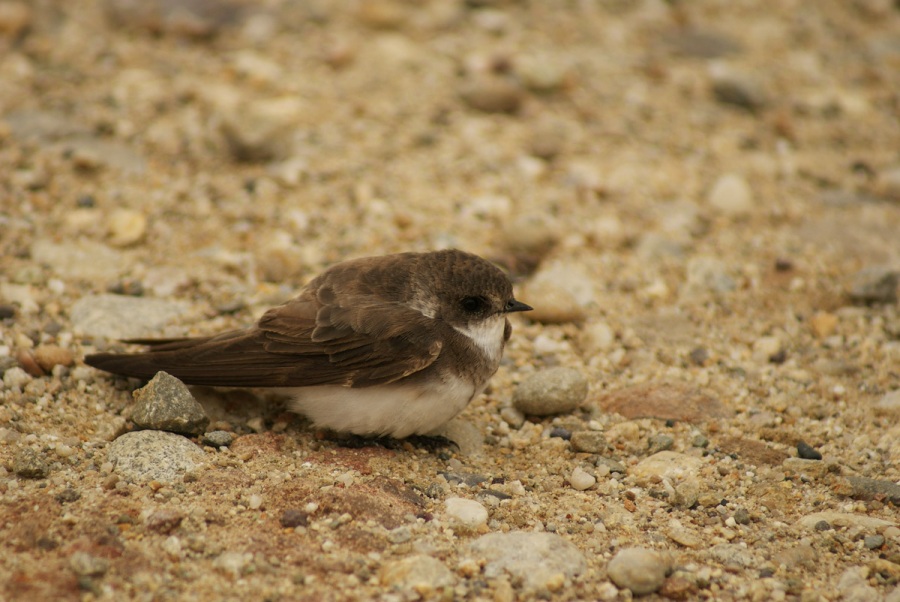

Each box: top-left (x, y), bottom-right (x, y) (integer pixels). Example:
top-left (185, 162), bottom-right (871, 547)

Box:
top-left (2, 1), bottom-right (900, 600)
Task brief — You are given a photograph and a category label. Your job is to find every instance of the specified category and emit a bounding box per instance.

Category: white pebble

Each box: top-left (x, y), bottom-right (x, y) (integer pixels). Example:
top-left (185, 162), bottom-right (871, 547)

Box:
top-left (569, 466), bottom-right (596, 491)
top-left (707, 173), bottom-right (753, 217)
top-left (3, 367), bottom-right (32, 389)
top-left (445, 497), bottom-right (488, 530)
top-left (248, 494), bottom-right (263, 510)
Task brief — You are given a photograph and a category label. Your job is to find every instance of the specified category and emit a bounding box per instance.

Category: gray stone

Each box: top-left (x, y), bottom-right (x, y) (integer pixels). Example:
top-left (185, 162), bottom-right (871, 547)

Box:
top-left (71, 294), bottom-right (188, 340)
top-left (570, 431), bottom-right (606, 453)
top-left (13, 448), bottom-right (50, 479)
top-left (847, 266), bottom-right (899, 304)
top-left (132, 372), bottom-right (209, 436)
top-left (108, 430), bottom-right (205, 483)
top-left (797, 512), bottom-right (896, 532)
top-left (466, 531), bottom-right (586, 592)
top-left (69, 551), bottom-right (109, 577)
top-left (842, 475), bottom-right (900, 504)
top-left (707, 543), bottom-right (758, 569)
top-left (512, 367), bottom-right (589, 416)
top-left (202, 430), bottom-right (235, 447)
top-left (31, 240), bottom-right (125, 283)
top-left (606, 547), bottom-right (670, 595)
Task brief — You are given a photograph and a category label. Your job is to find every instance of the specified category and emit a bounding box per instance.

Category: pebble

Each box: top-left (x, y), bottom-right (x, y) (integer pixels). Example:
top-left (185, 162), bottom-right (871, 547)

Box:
top-left (107, 430), bottom-right (205, 483)
top-left (873, 390), bottom-right (900, 416)
top-left (841, 475), bottom-right (900, 504)
top-left (13, 447), bottom-right (50, 479)
top-left (444, 497), bottom-right (488, 531)
top-left (219, 96), bottom-right (305, 162)
top-left (202, 430), bottom-right (235, 447)
top-left (104, 0), bottom-right (244, 38)
top-left (466, 532), bottom-right (586, 592)
top-left (579, 321), bottom-right (616, 354)
top-left (499, 406), bottom-right (525, 429)
top-left (875, 166), bottom-right (900, 202)
top-left (0, 1), bottom-right (32, 37)
top-left (33, 345), bottom-right (74, 371)
top-left (521, 261), bottom-right (594, 324)
top-left (145, 508), bottom-right (185, 534)
top-left (632, 452), bottom-right (704, 507)
top-left (568, 466), bottom-right (596, 491)
top-left (797, 512), bottom-right (896, 532)
top-left (3, 366), bottom-right (32, 389)
top-left (837, 567), bottom-right (880, 602)
top-left (648, 433), bottom-right (675, 453)
top-left (683, 256), bottom-right (737, 295)
top-left (31, 239), bottom-right (124, 282)
top-left (847, 266), bottom-right (899, 304)
top-left (107, 208), bottom-right (147, 247)
top-left (379, 555), bottom-right (456, 595)
top-left (512, 367), bottom-right (588, 416)
top-left (864, 534), bottom-right (886, 550)
top-left (663, 27), bottom-right (741, 58)
top-left (599, 382), bottom-right (731, 423)
top-left (71, 294), bottom-right (188, 339)
top-left (707, 173), bottom-right (754, 217)
top-left (515, 53), bottom-right (570, 93)
top-left (707, 543), bottom-right (757, 569)
top-left (132, 372), bottom-right (210, 436)
top-left (809, 311), bottom-right (839, 339)
top-left (570, 430), bottom-right (606, 453)
top-left (796, 441), bottom-right (822, 460)
top-left (501, 213), bottom-right (560, 256)
top-left (459, 75), bottom-right (524, 113)
top-left (69, 551), bottom-right (109, 577)
top-left (214, 551), bottom-right (253, 577)
top-left (710, 68), bottom-right (768, 112)
top-left (280, 509), bottom-right (309, 528)
top-left (606, 548), bottom-right (671, 595)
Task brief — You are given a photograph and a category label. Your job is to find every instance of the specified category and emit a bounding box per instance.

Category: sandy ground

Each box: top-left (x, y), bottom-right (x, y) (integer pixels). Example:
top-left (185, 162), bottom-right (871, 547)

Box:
top-left (2, 0), bottom-right (900, 600)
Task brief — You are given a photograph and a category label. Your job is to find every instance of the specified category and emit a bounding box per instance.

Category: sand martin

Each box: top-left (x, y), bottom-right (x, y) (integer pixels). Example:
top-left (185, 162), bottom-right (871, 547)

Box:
top-left (85, 249), bottom-right (532, 437)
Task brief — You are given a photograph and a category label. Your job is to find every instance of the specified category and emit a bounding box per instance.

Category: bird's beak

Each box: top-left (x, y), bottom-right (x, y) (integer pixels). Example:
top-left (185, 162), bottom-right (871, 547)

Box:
top-left (505, 299), bottom-right (533, 313)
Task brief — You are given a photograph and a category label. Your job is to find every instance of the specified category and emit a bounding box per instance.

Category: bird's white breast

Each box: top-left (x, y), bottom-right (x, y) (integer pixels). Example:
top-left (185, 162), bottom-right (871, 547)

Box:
top-left (285, 375), bottom-right (477, 438)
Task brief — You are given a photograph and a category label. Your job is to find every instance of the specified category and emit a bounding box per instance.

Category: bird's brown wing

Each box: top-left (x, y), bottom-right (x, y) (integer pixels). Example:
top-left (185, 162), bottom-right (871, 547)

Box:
top-left (85, 289), bottom-right (444, 388)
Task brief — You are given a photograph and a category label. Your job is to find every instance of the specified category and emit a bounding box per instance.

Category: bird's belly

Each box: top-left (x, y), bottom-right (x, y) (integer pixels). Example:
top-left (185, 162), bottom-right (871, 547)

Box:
top-left (283, 376), bottom-right (477, 438)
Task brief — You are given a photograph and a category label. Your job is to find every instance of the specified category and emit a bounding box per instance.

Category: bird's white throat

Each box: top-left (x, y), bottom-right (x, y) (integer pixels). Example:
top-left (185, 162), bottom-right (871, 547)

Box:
top-left (452, 314), bottom-right (506, 363)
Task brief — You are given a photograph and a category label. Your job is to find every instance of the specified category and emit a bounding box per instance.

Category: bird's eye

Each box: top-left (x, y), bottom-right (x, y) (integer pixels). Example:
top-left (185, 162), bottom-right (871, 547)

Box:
top-left (460, 296), bottom-right (486, 313)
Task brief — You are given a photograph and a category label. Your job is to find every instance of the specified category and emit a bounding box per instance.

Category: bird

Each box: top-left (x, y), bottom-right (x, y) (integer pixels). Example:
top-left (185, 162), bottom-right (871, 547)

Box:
top-left (85, 249), bottom-right (532, 438)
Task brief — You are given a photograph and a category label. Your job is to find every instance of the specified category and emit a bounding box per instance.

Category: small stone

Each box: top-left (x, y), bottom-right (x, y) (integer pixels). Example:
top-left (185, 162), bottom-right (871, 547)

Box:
top-left (599, 383), bottom-right (731, 423)
top-left (515, 54), bottom-right (570, 93)
top-left (521, 261), bottom-right (594, 324)
top-left (467, 531), bottom-right (586, 592)
top-left (445, 497), bottom-right (488, 530)
top-left (380, 555), bottom-right (456, 595)
top-left (710, 69), bottom-right (768, 112)
top-left (873, 390), bottom-right (900, 416)
top-left (797, 512), bottom-right (896, 532)
top-left (684, 257), bottom-right (737, 296)
top-left (865, 535), bottom-right (886, 550)
top-left (733, 508), bottom-right (751, 525)
top-left (107, 208), bottom-right (147, 247)
top-left (214, 551), bottom-right (253, 577)
top-left (796, 441), bottom-right (822, 460)
top-left (847, 266), bottom-right (899, 304)
top-left (15, 351), bottom-right (42, 377)
top-left (837, 567), bottom-right (880, 602)
top-left (13, 447), bottom-right (49, 479)
top-left (145, 508), bottom-right (185, 534)
top-left (809, 312), bottom-right (839, 339)
top-left (501, 213), bottom-right (560, 256)
top-left (606, 548), bottom-right (671, 595)
top-left (570, 431), bottom-right (606, 453)
top-left (202, 430), bottom-right (235, 447)
top-left (71, 294), bottom-right (188, 340)
top-left (512, 367), bottom-right (589, 416)
top-left (108, 430), bottom-right (205, 483)
top-left (648, 433), bottom-right (675, 453)
top-left (569, 466), bottom-right (596, 491)
top-left (841, 476), bottom-right (900, 504)
top-left (69, 551), bottom-right (109, 577)
top-left (33, 345), bottom-right (74, 372)
top-left (707, 173), bottom-right (754, 217)
top-left (499, 406), bottom-right (525, 429)
top-left (132, 372), bottom-right (209, 436)
top-left (3, 366), bottom-right (32, 389)
top-left (663, 27), bottom-right (741, 58)
top-left (632, 452), bottom-right (703, 485)
top-left (280, 509), bottom-right (309, 528)
top-left (0, 1), bottom-right (31, 37)
top-left (219, 96), bottom-right (306, 162)
top-left (460, 75), bottom-right (524, 113)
